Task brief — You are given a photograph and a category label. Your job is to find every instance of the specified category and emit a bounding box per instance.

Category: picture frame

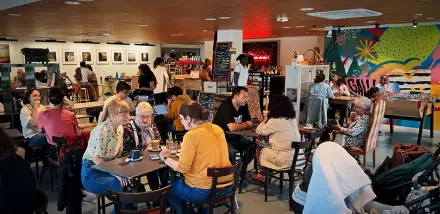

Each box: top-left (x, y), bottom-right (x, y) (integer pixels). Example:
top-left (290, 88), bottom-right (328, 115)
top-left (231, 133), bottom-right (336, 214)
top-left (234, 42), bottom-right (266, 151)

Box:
top-left (80, 49), bottom-right (93, 64)
top-left (96, 50), bottom-right (109, 65)
top-left (140, 52), bottom-right (149, 63)
top-left (126, 50), bottom-right (137, 64)
top-left (112, 50), bottom-right (124, 64)
top-left (47, 49), bottom-right (59, 63)
top-left (62, 49), bottom-right (77, 65)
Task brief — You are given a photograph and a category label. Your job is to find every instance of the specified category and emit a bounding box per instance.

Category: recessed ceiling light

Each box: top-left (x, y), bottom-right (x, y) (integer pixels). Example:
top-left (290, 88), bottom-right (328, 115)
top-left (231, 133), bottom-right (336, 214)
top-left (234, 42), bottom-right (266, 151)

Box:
top-left (8, 13), bottom-right (21, 17)
top-left (365, 21), bottom-right (376, 24)
top-left (282, 26), bottom-right (291, 29)
top-left (64, 1), bottom-right (81, 5)
top-left (139, 24), bottom-right (149, 27)
top-left (205, 18), bottom-right (216, 21)
top-left (122, 12), bottom-right (128, 15)
top-left (102, 33), bottom-right (111, 36)
top-left (305, 32), bottom-right (310, 34)
top-left (202, 30), bottom-right (208, 32)
top-left (414, 13), bottom-right (423, 17)
top-left (177, 34), bottom-right (184, 36)
top-left (277, 17), bottom-right (289, 22)
top-left (296, 25), bottom-right (305, 28)
top-left (171, 50), bottom-right (175, 52)
top-left (426, 17), bottom-right (435, 20)
top-left (218, 17), bottom-right (231, 19)
top-left (77, 0), bottom-right (94, 1)
top-left (170, 34), bottom-right (177, 37)
top-left (300, 8), bottom-right (314, 11)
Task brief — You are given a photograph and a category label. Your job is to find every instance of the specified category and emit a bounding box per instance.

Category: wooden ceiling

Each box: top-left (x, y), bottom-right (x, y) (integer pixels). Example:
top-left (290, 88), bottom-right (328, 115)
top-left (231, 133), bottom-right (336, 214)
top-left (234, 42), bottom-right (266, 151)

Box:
top-left (0, 0), bottom-right (439, 44)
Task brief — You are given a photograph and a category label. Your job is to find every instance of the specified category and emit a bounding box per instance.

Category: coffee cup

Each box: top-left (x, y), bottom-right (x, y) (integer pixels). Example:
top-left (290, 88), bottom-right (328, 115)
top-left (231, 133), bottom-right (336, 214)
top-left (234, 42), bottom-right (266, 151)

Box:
top-left (151, 140), bottom-right (160, 150)
top-left (131, 149), bottom-right (140, 160)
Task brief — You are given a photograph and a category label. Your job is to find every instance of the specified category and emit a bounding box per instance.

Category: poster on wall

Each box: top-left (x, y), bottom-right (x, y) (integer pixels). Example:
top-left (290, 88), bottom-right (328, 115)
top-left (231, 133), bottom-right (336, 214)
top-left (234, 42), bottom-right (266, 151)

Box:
top-left (63, 49), bottom-right (77, 65)
top-left (80, 50), bottom-right (93, 64)
top-left (112, 50), bottom-right (124, 64)
top-left (126, 50), bottom-right (137, 64)
top-left (96, 50), bottom-right (109, 64)
top-left (286, 88), bottom-right (297, 102)
top-left (47, 50), bottom-right (58, 63)
top-left (140, 52), bottom-right (149, 63)
top-left (0, 44), bottom-right (10, 63)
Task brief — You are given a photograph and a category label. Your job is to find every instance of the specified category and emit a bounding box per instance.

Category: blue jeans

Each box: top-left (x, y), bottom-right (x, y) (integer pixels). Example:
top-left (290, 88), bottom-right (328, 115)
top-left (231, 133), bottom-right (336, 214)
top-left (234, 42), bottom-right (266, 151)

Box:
top-left (168, 178), bottom-right (232, 214)
top-left (81, 160), bottom-right (133, 213)
top-left (28, 133), bottom-right (48, 147)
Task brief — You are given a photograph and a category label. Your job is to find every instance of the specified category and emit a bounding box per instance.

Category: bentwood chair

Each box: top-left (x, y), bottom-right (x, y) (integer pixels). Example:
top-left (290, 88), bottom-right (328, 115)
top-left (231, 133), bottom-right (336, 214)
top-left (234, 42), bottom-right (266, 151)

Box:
top-left (263, 139), bottom-right (315, 203)
top-left (108, 185), bottom-right (172, 214)
top-left (187, 161), bottom-right (242, 214)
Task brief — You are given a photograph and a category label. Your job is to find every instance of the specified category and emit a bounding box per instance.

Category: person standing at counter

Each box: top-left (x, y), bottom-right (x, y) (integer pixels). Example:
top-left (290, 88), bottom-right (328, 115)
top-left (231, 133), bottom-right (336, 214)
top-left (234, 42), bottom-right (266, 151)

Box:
top-left (376, 74), bottom-right (390, 95)
top-left (201, 57), bottom-right (212, 81)
top-left (152, 57), bottom-right (169, 104)
top-left (233, 54), bottom-right (249, 87)
top-left (134, 64), bottom-right (157, 100)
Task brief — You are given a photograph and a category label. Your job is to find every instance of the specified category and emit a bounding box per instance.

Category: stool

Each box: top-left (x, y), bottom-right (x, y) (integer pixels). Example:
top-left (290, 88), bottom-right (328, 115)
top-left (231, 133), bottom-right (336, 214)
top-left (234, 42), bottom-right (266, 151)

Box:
top-left (81, 189), bottom-right (113, 214)
top-left (80, 87), bottom-right (90, 102)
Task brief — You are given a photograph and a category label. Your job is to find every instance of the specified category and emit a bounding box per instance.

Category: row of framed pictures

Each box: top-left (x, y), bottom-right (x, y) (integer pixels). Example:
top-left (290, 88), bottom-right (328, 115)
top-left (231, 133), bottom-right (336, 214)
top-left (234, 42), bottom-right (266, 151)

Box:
top-left (45, 49), bottom-right (149, 65)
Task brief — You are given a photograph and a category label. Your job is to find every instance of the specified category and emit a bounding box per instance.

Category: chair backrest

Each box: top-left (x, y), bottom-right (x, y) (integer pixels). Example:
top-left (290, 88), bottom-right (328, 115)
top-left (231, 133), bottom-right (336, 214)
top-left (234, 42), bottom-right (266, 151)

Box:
top-left (206, 161), bottom-right (241, 210)
top-left (290, 139), bottom-right (315, 173)
top-left (108, 185), bottom-right (172, 214)
top-left (71, 84), bottom-right (81, 94)
top-left (364, 95), bottom-right (387, 153)
top-left (52, 131), bottom-right (90, 164)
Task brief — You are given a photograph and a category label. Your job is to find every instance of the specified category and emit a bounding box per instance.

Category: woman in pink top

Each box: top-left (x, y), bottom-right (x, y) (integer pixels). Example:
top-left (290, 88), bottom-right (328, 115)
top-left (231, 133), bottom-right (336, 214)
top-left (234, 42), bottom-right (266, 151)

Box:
top-left (38, 87), bottom-right (79, 146)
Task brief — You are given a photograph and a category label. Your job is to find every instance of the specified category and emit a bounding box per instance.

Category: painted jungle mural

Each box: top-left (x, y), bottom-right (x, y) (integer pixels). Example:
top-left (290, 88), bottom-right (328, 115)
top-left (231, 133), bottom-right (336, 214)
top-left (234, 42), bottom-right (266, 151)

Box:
top-left (324, 25), bottom-right (440, 130)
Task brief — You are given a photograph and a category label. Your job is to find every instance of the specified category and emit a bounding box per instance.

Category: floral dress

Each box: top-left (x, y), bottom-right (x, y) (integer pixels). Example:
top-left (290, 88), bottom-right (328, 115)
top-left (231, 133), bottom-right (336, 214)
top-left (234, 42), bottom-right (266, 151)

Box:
top-left (342, 114), bottom-right (371, 148)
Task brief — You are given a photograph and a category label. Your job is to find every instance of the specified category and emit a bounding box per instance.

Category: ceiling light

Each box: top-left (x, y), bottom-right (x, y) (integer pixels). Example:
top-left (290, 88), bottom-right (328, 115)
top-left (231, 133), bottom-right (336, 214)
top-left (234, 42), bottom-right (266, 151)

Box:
top-left (102, 33), bottom-right (111, 36)
top-left (171, 50), bottom-right (175, 52)
top-left (122, 12), bottom-right (128, 15)
top-left (413, 20), bottom-right (418, 28)
top-left (8, 13), bottom-right (21, 17)
top-left (426, 17), bottom-right (435, 20)
top-left (308, 9), bottom-right (382, 20)
top-left (365, 21), bottom-right (376, 24)
top-left (414, 13), bottom-right (423, 17)
top-left (170, 34), bottom-right (177, 37)
top-left (205, 18), bottom-right (216, 21)
top-left (138, 24), bottom-right (149, 27)
top-left (296, 26), bottom-right (305, 28)
top-left (177, 34), bottom-right (184, 36)
top-left (218, 17), bottom-right (231, 19)
top-left (77, 0), bottom-right (94, 1)
top-left (305, 32), bottom-right (310, 34)
top-left (64, 1), bottom-right (81, 5)
top-left (277, 17), bottom-right (289, 22)
top-left (282, 26), bottom-right (291, 29)
top-left (300, 8), bottom-right (314, 11)
top-left (202, 30), bottom-right (208, 32)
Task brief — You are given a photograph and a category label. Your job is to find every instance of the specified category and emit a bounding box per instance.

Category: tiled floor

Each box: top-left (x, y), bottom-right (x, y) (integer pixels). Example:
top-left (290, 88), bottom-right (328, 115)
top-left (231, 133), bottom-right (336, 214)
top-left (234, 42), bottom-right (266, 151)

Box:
top-left (37, 125), bottom-right (439, 214)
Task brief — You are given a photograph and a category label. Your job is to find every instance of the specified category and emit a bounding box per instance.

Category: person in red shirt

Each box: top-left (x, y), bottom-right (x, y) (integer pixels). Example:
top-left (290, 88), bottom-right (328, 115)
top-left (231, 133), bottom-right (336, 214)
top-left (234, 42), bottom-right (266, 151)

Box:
top-left (38, 87), bottom-right (79, 146)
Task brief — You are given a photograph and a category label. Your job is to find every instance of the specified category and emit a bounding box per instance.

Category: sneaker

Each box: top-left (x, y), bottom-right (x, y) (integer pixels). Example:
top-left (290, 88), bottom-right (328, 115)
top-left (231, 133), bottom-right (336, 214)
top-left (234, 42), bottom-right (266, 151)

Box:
top-left (252, 173), bottom-right (266, 182)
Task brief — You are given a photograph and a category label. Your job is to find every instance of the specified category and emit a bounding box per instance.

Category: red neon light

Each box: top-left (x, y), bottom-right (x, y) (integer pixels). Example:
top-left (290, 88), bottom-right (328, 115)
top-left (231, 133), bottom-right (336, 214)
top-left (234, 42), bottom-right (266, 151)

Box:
top-left (253, 55), bottom-right (270, 61)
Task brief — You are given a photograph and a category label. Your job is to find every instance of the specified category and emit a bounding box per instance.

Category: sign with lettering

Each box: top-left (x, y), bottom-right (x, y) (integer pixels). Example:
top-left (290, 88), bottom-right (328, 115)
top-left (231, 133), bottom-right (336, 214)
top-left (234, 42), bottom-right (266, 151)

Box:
top-left (213, 42), bottom-right (232, 78)
top-left (346, 77), bottom-right (377, 97)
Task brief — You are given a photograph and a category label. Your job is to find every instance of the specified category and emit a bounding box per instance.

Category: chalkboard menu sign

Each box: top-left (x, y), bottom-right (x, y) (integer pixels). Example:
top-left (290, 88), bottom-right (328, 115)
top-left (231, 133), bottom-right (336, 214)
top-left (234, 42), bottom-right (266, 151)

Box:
top-left (213, 42), bottom-right (232, 78)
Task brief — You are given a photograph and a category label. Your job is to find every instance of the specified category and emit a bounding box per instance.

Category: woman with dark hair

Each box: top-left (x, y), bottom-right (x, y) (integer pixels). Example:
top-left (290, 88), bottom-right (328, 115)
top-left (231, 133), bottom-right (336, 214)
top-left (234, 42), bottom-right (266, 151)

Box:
top-left (38, 87), bottom-right (79, 146)
top-left (152, 57), bottom-right (169, 104)
top-left (135, 64), bottom-right (157, 99)
top-left (0, 129), bottom-right (36, 214)
top-left (159, 101), bottom-right (232, 214)
top-left (252, 94), bottom-right (301, 181)
top-left (20, 88), bottom-right (48, 147)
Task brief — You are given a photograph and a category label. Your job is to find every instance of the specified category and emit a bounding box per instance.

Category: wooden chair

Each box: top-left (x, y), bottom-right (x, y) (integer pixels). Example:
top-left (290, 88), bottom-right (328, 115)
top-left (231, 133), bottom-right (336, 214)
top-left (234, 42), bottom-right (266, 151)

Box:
top-left (187, 161), bottom-right (242, 214)
top-left (263, 138), bottom-right (315, 203)
top-left (79, 122), bottom-right (98, 132)
top-left (344, 95), bottom-right (387, 168)
top-left (107, 185), bottom-right (172, 214)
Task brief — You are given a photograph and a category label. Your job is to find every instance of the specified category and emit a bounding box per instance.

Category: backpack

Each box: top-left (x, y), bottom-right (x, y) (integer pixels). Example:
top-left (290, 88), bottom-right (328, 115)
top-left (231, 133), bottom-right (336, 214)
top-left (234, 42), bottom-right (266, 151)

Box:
top-left (57, 132), bottom-right (90, 163)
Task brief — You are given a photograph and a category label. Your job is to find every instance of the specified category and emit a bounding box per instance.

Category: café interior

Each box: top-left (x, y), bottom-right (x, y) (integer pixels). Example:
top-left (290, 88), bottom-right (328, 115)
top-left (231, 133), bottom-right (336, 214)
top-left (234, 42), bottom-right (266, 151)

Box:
top-left (0, 0), bottom-right (440, 213)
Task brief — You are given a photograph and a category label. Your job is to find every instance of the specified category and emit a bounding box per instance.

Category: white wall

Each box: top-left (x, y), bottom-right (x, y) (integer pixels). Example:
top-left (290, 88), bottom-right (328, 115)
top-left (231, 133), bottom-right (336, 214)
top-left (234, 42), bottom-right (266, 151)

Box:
top-left (0, 40), bottom-right (161, 81)
top-left (203, 35), bottom-right (324, 67)
top-left (203, 41), bottom-right (214, 59)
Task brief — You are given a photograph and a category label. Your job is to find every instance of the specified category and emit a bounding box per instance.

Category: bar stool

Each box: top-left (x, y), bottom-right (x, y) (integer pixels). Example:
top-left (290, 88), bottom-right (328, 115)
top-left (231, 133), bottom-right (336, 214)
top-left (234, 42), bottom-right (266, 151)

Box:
top-left (82, 189), bottom-right (113, 214)
top-left (80, 87), bottom-right (90, 102)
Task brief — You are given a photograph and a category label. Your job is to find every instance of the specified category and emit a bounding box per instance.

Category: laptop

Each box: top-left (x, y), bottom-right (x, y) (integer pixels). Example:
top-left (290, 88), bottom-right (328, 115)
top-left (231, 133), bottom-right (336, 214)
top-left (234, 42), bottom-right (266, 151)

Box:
top-left (153, 104), bottom-right (168, 115)
top-left (119, 72), bottom-right (125, 79)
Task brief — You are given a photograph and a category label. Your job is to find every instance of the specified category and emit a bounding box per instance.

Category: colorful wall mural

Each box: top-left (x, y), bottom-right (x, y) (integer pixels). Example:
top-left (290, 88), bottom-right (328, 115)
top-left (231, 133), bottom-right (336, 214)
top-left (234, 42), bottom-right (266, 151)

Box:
top-left (324, 25), bottom-right (440, 130)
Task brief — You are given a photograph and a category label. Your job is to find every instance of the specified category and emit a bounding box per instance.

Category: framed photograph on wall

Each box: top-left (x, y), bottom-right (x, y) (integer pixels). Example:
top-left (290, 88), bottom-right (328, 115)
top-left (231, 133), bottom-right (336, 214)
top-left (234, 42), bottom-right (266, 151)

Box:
top-left (126, 50), bottom-right (137, 64)
top-left (80, 50), bottom-right (93, 64)
top-left (96, 50), bottom-right (109, 64)
top-left (140, 52), bottom-right (149, 63)
top-left (47, 49), bottom-right (58, 63)
top-left (112, 50), bottom-right (124, 64)
top-left (62, 49), bottom-right (77, 65)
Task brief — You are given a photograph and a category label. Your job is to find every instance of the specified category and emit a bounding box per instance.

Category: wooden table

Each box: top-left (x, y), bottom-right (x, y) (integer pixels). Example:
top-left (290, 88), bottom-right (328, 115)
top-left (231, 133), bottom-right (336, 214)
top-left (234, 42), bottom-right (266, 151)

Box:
top-left (385, 98), bottom-right (435, 145)
top-left (331, 96), bottom-right (356, 105)
top-left (92, 150), bottom-right (172, 179)
top-left (72, 101), bottom-right (105, 110)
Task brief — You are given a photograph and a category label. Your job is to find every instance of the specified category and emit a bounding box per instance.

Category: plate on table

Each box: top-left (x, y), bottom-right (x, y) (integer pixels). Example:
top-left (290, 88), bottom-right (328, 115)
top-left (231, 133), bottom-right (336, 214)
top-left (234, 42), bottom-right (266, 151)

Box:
top-left (148, 147), bottom-right (161, 152)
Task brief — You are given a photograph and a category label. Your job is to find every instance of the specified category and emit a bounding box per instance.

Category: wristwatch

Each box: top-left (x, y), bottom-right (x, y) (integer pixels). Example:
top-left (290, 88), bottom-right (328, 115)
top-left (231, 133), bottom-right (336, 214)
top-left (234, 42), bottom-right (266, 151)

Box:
top-left (162, 156), bottom-right (169, 162)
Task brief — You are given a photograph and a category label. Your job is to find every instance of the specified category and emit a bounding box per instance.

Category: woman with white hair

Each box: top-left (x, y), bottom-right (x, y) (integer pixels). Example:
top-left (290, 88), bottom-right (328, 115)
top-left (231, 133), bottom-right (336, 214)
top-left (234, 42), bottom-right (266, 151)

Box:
top-left (122, 102), bottom-right (168, 192)
top-left (333, 97), bottom-right (372, 148)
